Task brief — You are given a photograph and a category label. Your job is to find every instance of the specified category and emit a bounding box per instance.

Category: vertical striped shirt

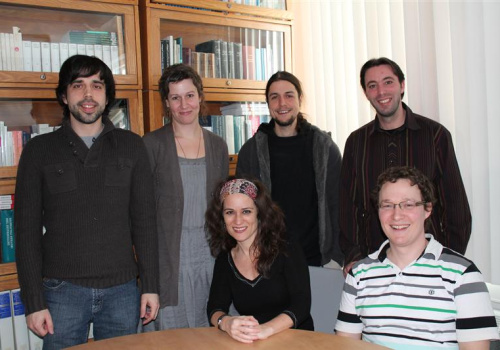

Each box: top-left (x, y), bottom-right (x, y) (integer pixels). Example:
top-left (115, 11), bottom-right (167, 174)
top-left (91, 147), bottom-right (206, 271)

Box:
top-left (335, 234), bottom-right (499, 349)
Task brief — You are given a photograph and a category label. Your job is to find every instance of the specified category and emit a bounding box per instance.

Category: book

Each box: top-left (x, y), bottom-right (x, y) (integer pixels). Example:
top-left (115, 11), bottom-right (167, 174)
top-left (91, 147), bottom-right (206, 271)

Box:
top-left (1, 209), bottom-right (15, 263)
top-left (175, 37), bottom-right (183, 64)
top-left (242, 28), bottom-right (255, 80)
top-left (10, 289), bottom-right (29, 350)
top-left (115, 16), bottom-right (126, 74)
top-left (182, 47), bottom-right (192, 66)
top-left (85, 44), bottom-right (95, 58)
top-left (111, 45), bottom-right (120, 74)
top-left (102, 45), bottom-right (112, 70)
top-left (41, 42), bottom-right (51, 72)
top-left (191, 52), bottom-right (201, 76)
top-left (227, 42), bottom-right (235, 79)
top-left (0, 33), bottom-right (7, 71)
top-left (60, 42), bottom-right (69, 65)
top-left (195, 40), bottom-right (221, 78)
top-left (93, 44), bottom-right (103, 60)
top-left (233, 42), bottom-right (243, 79)
top-left (12, 27), bottom-right (23, 71)
top-left (68, 43), bottom-right (78, 58)
top-left (206, 53), bottom-right (215, 78)
top-left (265, 30), bottom-right (273, 79)
top-left (224, 115), bottom-right (235, 154)
top-left (50, 42), bottom-right (60, 72)
top-left (5, 33), bottom-right (13, 71)
top-left (0, 290), bottom-right (14, 350)
top-left (31, 42), bottom-right (41, 72)
top-left (77, 43), bottom-right (86, 55)
top-left (22, 41), bottom-right (32, 72)
top-left (220, 40), bottom-right (229, 79)
top-left (28, 329), bottom-right (43, 350)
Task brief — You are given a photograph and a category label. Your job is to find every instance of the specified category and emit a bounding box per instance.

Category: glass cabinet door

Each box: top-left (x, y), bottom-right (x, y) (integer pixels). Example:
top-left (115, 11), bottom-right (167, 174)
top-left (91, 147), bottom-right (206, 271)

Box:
top-left (141, 4), bottom-right (292, 91)
top-left (0, 89), bottom-right (143, 182)
top-left (0, 0), bottom-right (140, 87)
top-left (144, 88), bottom-right (268, 155)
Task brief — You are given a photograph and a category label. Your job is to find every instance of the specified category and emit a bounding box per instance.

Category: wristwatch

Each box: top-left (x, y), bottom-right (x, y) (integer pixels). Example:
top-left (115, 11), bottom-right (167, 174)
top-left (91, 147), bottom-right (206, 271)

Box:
top-left (217, 314), bottom-right (227, 331)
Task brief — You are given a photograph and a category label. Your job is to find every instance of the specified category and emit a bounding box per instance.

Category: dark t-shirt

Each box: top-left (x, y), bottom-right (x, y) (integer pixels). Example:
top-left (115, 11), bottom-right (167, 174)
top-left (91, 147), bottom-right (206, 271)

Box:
top-left (268, 131), bottom-right (321, 266)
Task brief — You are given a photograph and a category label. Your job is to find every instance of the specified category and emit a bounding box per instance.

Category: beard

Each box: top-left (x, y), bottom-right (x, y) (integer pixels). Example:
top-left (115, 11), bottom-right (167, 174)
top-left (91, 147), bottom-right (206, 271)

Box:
top-left (68, 100), bottom-right (105, 125)
top-left (273, 114), bottom-right (296, 127)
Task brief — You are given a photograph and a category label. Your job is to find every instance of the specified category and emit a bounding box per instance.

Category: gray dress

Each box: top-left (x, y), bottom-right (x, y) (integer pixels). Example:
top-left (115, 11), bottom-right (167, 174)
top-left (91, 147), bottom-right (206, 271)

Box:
top-left (154, 157), bottom-right (214, 328)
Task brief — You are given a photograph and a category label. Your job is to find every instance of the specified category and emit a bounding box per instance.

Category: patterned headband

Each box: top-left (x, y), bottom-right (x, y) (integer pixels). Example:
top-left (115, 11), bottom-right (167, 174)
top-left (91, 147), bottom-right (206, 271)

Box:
top-left (220, 179), bottom-right (258, 202)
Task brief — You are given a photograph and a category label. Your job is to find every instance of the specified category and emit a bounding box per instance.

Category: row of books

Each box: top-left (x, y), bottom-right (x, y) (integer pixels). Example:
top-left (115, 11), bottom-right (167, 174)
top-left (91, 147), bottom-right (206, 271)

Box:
top-left (0, 289), bottom-right (43, 350)
top-left (161, 28), bottom-right (284, 81)
top-left (0, 123), bottom-right (55, 167)
top-left (201, 102), bottom-right (271, 154)
top-left (0, 27), bottom-right (125, 75)
top-left (221, 0), bottom-right (286, 9)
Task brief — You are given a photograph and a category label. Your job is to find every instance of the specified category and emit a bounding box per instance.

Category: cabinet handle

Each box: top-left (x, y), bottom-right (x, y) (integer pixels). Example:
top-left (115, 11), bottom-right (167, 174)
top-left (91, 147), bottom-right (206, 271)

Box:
top-left (226, 80), bottom-right (232, 86)
top-left (40, 74), bottom-right (46, 80)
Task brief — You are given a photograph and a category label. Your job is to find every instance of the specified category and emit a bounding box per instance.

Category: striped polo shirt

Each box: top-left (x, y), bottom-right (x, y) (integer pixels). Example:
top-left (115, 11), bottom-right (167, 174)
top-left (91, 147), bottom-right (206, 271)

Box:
top-left (335, 234), bottom-right (499, 349)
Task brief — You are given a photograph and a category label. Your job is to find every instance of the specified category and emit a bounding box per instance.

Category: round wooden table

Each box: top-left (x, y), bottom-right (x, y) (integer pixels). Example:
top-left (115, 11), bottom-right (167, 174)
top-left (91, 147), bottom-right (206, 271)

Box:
top-left (68, 328), bottom-right (390, 349)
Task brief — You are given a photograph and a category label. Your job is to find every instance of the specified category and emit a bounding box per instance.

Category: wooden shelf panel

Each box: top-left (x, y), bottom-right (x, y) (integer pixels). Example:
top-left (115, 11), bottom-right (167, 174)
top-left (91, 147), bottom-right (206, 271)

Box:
top-left (0, 263), bottom-right (19, 291)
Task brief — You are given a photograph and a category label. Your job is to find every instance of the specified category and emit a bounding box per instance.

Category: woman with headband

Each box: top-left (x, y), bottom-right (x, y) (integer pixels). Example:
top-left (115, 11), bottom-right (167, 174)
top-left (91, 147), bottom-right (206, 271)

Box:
top-left (205, 177), bottom-right (314, 343)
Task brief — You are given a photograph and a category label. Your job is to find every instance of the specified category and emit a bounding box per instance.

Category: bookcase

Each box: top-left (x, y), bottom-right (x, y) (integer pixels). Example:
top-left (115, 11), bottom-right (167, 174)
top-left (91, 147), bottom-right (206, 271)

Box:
top-left (0, 0), bottom-right (145, 292)
top-left (138, 0), bottom-right (293, 137)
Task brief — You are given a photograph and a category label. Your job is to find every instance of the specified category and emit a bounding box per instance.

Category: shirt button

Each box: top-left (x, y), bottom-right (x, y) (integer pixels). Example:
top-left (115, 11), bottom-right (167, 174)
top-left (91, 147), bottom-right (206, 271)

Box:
top-left (73, 150), bottom-right (78, 155)
top-left (57, 169), bottom-right (64, 175)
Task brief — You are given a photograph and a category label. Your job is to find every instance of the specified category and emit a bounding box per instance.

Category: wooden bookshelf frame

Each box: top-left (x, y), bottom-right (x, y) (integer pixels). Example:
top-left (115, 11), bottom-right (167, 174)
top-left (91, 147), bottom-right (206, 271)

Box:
top-left (0, 0), bottom-right (142, 89)
top-left (140, 0), bottom-right (292, 131)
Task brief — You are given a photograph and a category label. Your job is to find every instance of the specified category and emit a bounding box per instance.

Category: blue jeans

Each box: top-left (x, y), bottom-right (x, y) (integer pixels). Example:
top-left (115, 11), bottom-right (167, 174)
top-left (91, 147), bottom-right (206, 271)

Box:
top-left (42, 278), bottom-right (140, 350)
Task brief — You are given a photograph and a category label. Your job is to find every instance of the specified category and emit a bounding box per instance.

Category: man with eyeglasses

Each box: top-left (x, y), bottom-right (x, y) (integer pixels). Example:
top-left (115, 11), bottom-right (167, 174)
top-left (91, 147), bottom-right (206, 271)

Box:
top-left (339, 57), bottom-right (471, 275)
top-left (335, 166), bottom-right (498, 350)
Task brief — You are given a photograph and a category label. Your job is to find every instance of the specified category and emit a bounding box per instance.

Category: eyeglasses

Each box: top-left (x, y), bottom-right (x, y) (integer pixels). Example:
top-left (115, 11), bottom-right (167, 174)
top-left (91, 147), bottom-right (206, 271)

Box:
top-left (378, 200), bottom-right (427, 211)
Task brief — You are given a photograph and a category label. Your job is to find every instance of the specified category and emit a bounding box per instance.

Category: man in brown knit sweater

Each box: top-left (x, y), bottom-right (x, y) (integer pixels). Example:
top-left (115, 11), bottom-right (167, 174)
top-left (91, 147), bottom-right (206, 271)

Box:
top-left (14, 55), bottom-right (159, 349)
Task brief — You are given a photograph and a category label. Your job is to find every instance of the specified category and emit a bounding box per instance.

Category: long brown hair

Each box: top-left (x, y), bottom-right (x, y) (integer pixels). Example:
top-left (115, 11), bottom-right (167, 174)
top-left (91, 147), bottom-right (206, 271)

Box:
top-left (205, 177), bottom-right (287, 278)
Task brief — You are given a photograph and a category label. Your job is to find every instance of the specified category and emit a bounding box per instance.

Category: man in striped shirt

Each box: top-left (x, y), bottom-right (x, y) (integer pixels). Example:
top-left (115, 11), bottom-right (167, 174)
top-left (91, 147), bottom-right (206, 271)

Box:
top-left (335, 166), bottom-right (498, 350)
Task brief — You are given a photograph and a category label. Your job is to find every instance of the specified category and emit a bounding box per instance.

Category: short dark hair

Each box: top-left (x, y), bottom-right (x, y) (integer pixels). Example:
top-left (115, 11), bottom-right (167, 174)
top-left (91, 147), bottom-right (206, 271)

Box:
top-left (373, 166), bottom-right (436, 213)
top-left (158, 64), bottom-right (206, 122)
top-left (265, 71), bottom-right (305, 126)
top-left (56, 55), bottom-right (115, 120)
top-left (360, 57), bottom-right (405, 98)
top-left (205, 176), bottom-right (286, 278)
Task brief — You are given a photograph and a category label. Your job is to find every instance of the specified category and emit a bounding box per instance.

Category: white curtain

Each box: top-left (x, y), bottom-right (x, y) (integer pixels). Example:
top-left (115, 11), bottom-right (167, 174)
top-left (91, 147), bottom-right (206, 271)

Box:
top-left (289, 0), bottom-right (500, 283)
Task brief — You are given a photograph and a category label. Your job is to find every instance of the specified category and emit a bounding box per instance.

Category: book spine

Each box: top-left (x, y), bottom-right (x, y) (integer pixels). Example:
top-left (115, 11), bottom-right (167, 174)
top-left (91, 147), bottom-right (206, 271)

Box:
top-left (227, 42), bottom-right (235, 79)
top-left (50, 43), bottom-right (60, 73)
top-left (22, 41), bottom-right (32, 72)
top-left (12, 27), bottom-right (23, 71)
top-left (102, 45), bottom-right (112, 70)
top-left (31, 42), bottom-right (41, 72)
top-left (40, 42), bottom-right (51, 72)
top-left (0, 33), bottom-right (6, 70)
top-left (220, 40), bottom-right (229, 79)
top-left (11, 289), bottom-right (29, 350)
top-left (224, 115), bottom-right (235, 154)
top-left (68, 43), bottom-right (78, 58)
top-left (77, 43), bottom-right (86, 55)
top-left (60, 42), bottom-right (69, 65)
top-left (0, 291), bottom-right (14, 350)
top-left (1, 209), bottom-right (15, 263)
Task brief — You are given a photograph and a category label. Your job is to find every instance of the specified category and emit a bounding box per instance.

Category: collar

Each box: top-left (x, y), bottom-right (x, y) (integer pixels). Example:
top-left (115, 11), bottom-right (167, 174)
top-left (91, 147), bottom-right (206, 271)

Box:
top-left (368, 102), bottom-right (421, 136)
top-left (375, 233), bottom-right (441, 263)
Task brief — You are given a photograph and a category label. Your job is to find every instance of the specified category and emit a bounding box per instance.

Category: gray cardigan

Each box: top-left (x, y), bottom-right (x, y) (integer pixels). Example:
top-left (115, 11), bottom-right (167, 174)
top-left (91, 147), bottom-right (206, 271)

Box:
top-left (143, 124), bottom-right (228, 307)
top-left (236, 120), bottom-right (343, 266)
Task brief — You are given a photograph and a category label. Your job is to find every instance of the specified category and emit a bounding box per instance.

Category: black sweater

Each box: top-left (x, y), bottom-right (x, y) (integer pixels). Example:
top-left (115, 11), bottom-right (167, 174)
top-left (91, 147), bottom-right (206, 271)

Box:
top-left (14, 118), bottom-right (159, 315)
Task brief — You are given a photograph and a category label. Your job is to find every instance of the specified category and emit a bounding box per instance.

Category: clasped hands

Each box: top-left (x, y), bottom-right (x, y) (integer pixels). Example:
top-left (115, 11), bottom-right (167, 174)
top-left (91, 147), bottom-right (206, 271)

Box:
top-left (220, 315), bottom-right (272, 343)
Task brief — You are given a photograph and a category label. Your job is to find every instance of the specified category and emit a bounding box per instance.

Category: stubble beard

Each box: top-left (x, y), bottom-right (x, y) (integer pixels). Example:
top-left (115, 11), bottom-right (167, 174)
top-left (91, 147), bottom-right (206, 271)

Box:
top-left (68, 102), bottom-right (105, 125)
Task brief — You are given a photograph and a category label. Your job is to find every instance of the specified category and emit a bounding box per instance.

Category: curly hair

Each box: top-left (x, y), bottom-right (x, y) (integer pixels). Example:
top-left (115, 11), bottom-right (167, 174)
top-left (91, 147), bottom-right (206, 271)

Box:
top-left (205, 177), bottom-right (287, 278)
top-left (372, 166), bottom-right (436, 227)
